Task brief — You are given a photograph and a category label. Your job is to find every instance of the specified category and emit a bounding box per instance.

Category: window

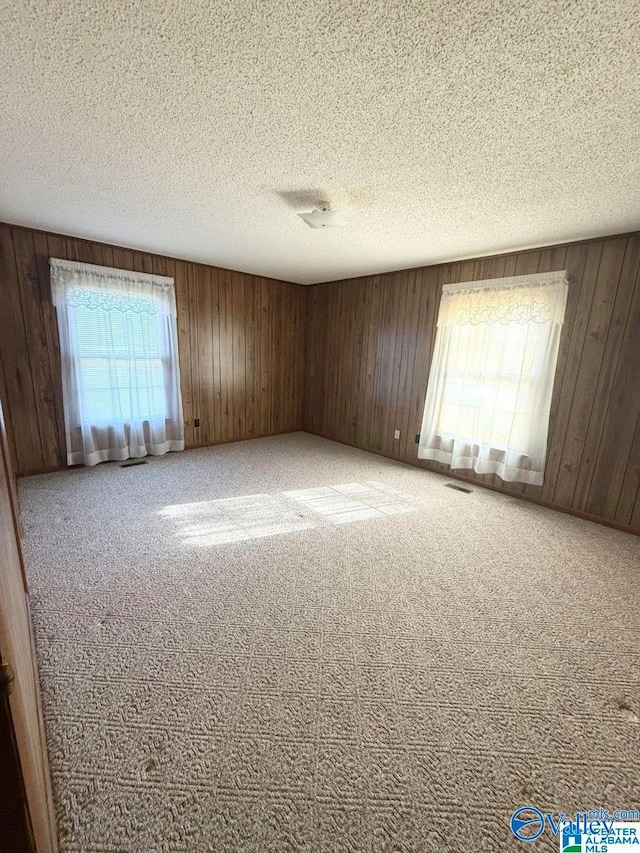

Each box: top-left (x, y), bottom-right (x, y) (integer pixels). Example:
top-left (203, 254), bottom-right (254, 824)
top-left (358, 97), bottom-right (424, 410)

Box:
top-left (50, 259), bottom-right (185, 467)
top-left (418, 271), bottom-right (569, 485)
top-left (73, 298), bottom-right (166, 424)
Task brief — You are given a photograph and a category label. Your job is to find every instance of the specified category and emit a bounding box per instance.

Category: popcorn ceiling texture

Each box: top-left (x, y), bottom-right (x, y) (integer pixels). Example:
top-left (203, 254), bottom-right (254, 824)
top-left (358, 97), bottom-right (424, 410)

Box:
top-left (19, 433), bottom-right (640, 852)
top-left (1, 1), bottom-right (639, 284)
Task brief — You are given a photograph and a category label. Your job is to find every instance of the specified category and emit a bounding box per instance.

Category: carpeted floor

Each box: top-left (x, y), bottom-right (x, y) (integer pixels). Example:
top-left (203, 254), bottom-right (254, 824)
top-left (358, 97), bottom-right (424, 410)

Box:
top-left (18, 432), bottom-right (640, 852)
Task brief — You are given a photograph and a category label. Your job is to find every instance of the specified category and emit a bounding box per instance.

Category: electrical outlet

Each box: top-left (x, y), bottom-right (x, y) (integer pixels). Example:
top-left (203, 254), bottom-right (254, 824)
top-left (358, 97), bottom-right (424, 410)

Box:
top-left (194, 418), bottom-right (200, 427)
top-left (393, 429), bottom-right (400, 440)
top-left (415, 434), bottom-right (420, 443)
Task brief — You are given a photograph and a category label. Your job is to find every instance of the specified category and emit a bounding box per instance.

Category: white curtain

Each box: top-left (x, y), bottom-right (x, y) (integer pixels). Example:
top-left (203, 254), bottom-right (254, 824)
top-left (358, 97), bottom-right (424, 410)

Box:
top-left (50, 258), bottom-right (185, 467)
top-left (418, 271), bottom-right (569, 485)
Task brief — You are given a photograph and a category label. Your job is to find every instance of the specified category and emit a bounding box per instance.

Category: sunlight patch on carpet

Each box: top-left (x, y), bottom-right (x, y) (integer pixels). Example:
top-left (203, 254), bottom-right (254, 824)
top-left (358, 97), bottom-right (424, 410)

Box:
top-left (160, 482), bottom-right (418, 545)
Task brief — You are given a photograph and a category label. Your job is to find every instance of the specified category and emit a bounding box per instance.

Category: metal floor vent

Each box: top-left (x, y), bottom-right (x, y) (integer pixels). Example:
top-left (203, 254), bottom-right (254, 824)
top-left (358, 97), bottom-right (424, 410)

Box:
top-left (444, 482), bottom-right (472, 493)
top-left (120, 459), bottom-right (147, 468)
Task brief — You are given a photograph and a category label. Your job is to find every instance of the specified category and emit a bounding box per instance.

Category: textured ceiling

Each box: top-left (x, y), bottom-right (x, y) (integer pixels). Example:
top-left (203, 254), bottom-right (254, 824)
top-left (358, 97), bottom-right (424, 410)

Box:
top-left (1, 1), bottom-right (639, 284)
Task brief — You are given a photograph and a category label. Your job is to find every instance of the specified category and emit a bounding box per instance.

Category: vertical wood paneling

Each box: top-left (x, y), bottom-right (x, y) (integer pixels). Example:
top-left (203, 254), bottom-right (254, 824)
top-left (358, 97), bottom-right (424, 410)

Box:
top-left (406, 267), bottom-right (437, 467)
top-left (210, 269), bottom-right (223, 445)
top-left (387, 272), bottom-right (409, 459)
top-left (197, 265), bottom-right (214, 445)
top-left (396, 271), bottom-right (420, 461)
top-left (552, 238), bottom-right (625, 508)
top-left (41, 233), bottom-right (69, 466)
top-left (259, 279), bottom-right (270, 437)
top-left (0, 226), bottom-right (43, 475)
top-left (3, 219), bottom-right (638, 532)
top-left (173, 260), bottom-right (193, 449)
top-left (538, 242), bottom-right (590, 503)
top-left (0, 223), bottom-right (306, 475)
top-left (220, 264), bottom-right (233, 444)
top-left (615, 415), bottom-right (640, 525)
top-left (232, 271), bottom-right (246, 440)
top-left (351, 282), bottom-right (368, 449)
top-left (187, 263), bottom-right (202, 446)
top-left (573, 237), bottom-right (639, 512)
top-left (591, 244), bottom-right (640, 524)
top-left (303, 284), bottom-right (319, 436)
top-left (12, 229), bottom-right (61, 471)
top-left (245, 273), bottom-right (257, 439)
top-left (268, 282), bottom-right (279, 435)
top-left (304, 233), bottom-right (640, 533)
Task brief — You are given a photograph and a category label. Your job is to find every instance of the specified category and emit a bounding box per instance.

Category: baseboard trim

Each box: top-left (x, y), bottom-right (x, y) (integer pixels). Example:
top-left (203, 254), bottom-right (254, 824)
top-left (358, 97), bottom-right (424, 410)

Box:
top-left (303, 430), bottom-right (640, 537)
top-left (184, 428), bottom-right (304, 454)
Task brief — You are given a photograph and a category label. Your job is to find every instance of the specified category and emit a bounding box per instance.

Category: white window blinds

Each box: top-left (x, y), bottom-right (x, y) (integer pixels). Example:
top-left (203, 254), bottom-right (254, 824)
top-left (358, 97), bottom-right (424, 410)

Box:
top-left (418, 271), bottom-right (569, 485)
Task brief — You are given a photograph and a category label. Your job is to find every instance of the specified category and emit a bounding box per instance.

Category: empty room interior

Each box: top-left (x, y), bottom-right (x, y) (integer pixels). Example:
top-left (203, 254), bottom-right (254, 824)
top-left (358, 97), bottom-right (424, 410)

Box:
top-left (1, 1), bottom-right (639, 851)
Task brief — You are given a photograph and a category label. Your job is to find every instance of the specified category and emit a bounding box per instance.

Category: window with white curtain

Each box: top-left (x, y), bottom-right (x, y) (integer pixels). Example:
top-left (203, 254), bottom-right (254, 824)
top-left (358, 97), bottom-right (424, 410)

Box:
top-left (50, 258), bottom-right (185, 467)
top-left (418, 271), bottom-right (569, 485)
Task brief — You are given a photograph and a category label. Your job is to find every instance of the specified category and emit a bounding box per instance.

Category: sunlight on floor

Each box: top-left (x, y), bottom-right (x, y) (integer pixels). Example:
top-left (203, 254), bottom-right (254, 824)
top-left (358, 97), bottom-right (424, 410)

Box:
top-left (158, 493), bottom-right (316, 546)
top-left (159, 482), bottom-right (417, 546)
top-left (283, 481), bottom-right (417, 524)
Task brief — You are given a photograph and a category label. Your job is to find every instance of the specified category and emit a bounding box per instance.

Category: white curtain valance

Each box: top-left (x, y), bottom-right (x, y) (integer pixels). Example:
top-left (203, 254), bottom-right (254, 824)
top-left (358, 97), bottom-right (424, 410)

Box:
top-left (438, 270), bottom-right (568, 327)
top-left (49, 258), bottom-right (177, 316)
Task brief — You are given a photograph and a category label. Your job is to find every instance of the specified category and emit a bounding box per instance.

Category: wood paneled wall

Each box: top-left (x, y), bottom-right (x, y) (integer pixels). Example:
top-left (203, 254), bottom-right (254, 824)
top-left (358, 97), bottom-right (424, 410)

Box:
top-left (2, 219), bottom-right (639, 533)
top-left (0, 223), bottom-right (306, 476)
top-left (305, 233), bottom-right (640, 533)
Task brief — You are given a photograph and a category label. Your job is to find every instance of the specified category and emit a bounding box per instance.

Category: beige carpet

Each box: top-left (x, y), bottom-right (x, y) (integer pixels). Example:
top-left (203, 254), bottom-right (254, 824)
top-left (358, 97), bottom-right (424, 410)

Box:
top-left (19, 432), bottom-right (640, 852)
